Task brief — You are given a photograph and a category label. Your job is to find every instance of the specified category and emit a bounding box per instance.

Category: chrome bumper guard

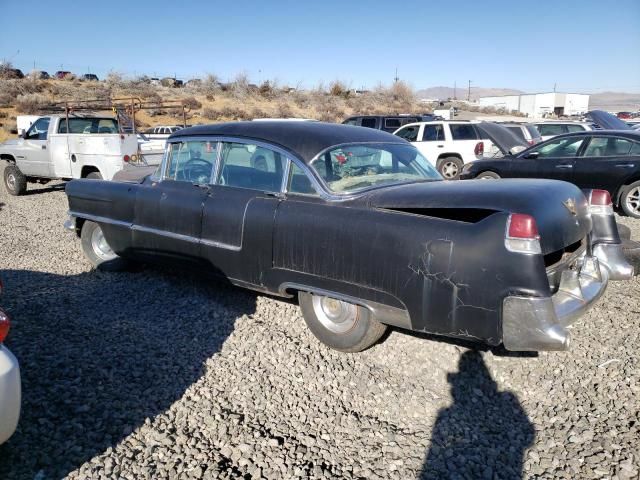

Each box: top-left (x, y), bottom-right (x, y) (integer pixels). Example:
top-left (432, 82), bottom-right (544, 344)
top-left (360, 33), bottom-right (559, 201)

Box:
top-left (63, 215), bottom-right (76, 233)
top-left (502, 255), bottom-right (608, 351)
top-left (592, 243), bottom-right (634, 281)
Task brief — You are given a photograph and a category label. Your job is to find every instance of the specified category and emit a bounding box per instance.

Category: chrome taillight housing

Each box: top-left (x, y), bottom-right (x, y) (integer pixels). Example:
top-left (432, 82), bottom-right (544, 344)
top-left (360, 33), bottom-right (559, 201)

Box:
top-left (505, 213), bottom-right (541, 254)
top-left (589, 189), bottom-right (613, 215)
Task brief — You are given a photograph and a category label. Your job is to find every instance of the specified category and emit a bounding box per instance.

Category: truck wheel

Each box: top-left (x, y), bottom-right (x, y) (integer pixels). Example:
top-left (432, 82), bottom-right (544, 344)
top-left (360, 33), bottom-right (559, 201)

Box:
top-left (86, 171), bottom-right (103, 180)
top-left (476, 171), bottom-right (501, 180)
top-left (3, 165), bottom-right (27, 196)
top-left (621, 181), bottom-right (640, 219)
top-left (298, 292), bottom-right (387, 352)
top-left (80, 221), bottom-right (128, 271)
top-left (437, 157), bottom-right (463, 180)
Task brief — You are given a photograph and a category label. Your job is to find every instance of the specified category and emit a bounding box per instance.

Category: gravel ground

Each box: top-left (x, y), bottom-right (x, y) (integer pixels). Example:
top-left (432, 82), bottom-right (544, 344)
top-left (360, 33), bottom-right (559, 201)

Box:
top-left (0, 180), bottom-right (639, 480)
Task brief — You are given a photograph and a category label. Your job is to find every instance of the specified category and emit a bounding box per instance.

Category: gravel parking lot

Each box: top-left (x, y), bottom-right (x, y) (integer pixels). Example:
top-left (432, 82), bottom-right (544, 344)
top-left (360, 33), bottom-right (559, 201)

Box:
top-left (0, 180), bottom-right (639, 480)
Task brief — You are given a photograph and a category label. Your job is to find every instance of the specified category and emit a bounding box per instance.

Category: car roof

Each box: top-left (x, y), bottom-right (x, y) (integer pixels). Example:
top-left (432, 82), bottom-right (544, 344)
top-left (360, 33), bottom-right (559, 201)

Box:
top-left (540, 130), bottom-right (640, 139)
top-left (170, 121), bottom-right (406, 163)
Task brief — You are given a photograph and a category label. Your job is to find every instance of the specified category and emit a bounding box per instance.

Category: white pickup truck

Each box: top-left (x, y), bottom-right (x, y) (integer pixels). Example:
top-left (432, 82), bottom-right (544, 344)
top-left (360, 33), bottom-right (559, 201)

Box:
top-left (0, 115), bottom-right (138, 195)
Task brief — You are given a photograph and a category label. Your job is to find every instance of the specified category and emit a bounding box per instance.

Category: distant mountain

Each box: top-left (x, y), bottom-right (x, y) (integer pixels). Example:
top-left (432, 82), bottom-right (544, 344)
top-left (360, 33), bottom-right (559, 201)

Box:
top-left (589, 92), bottom-right (640, 112)
top-left (416, 86), bottom-right (524, 101)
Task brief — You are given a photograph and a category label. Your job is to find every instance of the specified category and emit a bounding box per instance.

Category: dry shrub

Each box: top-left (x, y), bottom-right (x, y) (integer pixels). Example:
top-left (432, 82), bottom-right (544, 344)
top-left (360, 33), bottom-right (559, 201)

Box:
top-left (220, 105), bottom-right (250, 120)
top-left (182, 96), bottom-right (202, 110)
top-left (0, 111), bottom-right (7, 119)
top-left (275, 102), bottom-right (293, 118)
top-left (15, 93), bottom-right (49, 113)
top-left (0, 79), bottom-right (46, 105)
top-left (202, 107), bottom-right (221, 120)
top-left (250, 107), bottom-right (269, 119)
top-left (229, 73), bottom-right (251, 99)
top-left (314, 96), bottom-right (346, 122)
top-left (329, 80), bottom-right (349, 98)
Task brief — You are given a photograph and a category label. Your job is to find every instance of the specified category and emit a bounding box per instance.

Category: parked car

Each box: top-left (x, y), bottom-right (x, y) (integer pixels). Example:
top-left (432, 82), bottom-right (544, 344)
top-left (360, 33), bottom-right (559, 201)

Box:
top-left (54, 71), bottom-right (73, 79)
top-left (30, 70), bottom-right (50, 80)
top-left (497, 122), bottom-right (542, 146)
top-left (0, 67), bottom-right (24, 79)
top-left (0, 115), bottom-right (139, 195)
top-left (64, 121), bottom-right (632, 353)
top-left (617, 112), bottom-right (633, 120)
top-left (393, 121), bottom-right (497, 180)
top-left (460, 129), bottom-right (640, 218)
top-left (342, 115), bottom-right (440, 133)
top-left (0, 278), bottom-right (21, 445)
top-left (534, 121), bottom-right (595, 141)
top-left (81, 73), bottom-right (99, 81)
top-left (142, 125), bottom-right (184, 136)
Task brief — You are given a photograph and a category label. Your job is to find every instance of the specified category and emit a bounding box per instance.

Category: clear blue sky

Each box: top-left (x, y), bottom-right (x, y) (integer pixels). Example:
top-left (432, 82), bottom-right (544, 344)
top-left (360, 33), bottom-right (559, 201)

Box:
top-left (1, 0), bottom-right (639, 92)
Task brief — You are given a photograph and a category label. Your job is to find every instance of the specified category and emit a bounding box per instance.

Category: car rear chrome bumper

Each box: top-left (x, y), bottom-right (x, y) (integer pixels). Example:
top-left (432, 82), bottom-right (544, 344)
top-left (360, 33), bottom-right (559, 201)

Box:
top-left (0, 345), bottom-right (21, 444)
top-left (502, 255), bottom-right (608, 351)
top-left (592, 242), bottom-right (634, 280)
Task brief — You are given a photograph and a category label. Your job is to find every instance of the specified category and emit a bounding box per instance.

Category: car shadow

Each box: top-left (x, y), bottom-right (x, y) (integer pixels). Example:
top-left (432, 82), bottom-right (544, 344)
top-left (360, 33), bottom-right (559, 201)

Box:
top-left (22, 183), bottom-right (67, 196)
top-left (419, 351), bottom-right (535, 479)
top-left (0, 266), bottom-right (257, 479)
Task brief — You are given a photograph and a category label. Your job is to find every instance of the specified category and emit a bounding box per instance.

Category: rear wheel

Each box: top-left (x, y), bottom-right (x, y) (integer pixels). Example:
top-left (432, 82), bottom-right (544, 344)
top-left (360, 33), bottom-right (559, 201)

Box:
top-left (437, 157), bottom-right (463, 180)
top-left (3, 165), bottom-right (27, 196)
top-left (86, 171), bottom-right (103, 180)
top-left (80, 221), bottom-right (128, 271)
top-left (621, 181), bottom-right (640, 219)
top-left (298, 292), bottom-right (387, 352)
top-left (476, 171), bottom-right (501, 180)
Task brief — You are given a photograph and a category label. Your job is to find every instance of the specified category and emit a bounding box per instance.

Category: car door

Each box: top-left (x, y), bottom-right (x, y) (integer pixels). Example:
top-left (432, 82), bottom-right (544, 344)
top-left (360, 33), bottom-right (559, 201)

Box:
top-left (572, 135), bottom-right (640, 193)
top-left (415, 123), bottom-right (445, 166)
top-left (508, 135), bottom-right (587, 182)
top-left (200, 140), bottom-right (287, 286)
top-left (17, 117), bottom-right (52, 176)
top-left (132, 139), bottom-right (217, 260)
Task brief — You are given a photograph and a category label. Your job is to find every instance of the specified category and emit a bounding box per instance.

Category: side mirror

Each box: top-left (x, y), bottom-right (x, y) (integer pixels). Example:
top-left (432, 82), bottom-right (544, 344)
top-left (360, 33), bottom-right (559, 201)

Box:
top-left (523, 151), bottom-right (539, 159)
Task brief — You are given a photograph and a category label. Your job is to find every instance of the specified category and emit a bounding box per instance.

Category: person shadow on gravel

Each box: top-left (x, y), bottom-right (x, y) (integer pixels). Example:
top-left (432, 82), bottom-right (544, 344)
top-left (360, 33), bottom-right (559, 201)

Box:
top-left (420, 351), bottom-right (535, 480)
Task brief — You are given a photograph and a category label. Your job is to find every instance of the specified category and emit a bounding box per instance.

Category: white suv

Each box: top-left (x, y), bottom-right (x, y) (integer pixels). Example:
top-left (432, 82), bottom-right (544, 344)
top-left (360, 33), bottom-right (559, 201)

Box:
top-left (393, 121), bottom-right (493, 179)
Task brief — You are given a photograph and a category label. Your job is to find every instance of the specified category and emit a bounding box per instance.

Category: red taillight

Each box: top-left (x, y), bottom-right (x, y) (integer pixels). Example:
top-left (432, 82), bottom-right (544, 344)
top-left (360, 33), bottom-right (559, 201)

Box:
top-left (123, 155), bottom-right (130, 163)
top-left (474, 142), bottom-right (484, 156)
top-left (505, 213), bottom-right (541, 254)
top-left (590, 189), bottom-right (612, 206)
top-left (0, 309), bottom-right (10, 343)
top-left (508, 213), bottom-right (539, 239)
top-left (589, 189), bottom-right (613, 215)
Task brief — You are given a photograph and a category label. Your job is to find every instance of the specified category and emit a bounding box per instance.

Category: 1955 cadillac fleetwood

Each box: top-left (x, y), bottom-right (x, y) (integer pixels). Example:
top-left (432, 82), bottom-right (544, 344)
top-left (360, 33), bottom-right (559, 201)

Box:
top-left (64, 121), bottom-right (633, 352)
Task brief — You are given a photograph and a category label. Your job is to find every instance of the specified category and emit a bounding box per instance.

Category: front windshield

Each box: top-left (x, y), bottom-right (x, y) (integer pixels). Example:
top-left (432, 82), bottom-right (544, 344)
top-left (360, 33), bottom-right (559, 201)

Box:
top-left (310, 142), bottom-right (441, 194)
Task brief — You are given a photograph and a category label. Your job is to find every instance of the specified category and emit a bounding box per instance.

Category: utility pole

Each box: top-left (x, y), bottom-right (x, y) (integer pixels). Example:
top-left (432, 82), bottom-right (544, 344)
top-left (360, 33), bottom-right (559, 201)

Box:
top-left (553, 82), bottom-right (557, 93)
top-left (454, 81), bottom-right (457, 100)
top-left (467, 80), bottom-right (472, 102)
top-left (394, 67), bottom-right (399, 83)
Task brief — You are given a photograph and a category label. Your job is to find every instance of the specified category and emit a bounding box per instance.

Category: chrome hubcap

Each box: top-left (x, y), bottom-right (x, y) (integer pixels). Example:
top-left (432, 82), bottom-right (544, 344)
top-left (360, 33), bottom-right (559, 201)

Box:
top-left (311, 295), bottom-right (358, 334)
top-left (441, 162), bottom-right (459, 179)
top-left (6, 173), bottom-right (16, 190)
top-left (91, 226), bottom-right (117, 261)
top-left (626, 187), bottom-right (640, 214)
top-left (479, 174), bottom-right (497, 180)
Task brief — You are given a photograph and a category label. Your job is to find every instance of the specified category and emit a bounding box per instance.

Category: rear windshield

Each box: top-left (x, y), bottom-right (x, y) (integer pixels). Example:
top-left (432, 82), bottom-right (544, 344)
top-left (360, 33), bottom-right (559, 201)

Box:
top-left (58, 118), bottom-right (119, 134)
top-left (506, 126), bottom-right (526, 141)
top-left (310, 142), bottom-right (441, 194)
top-left (526, 125), bottom-right (540, 137)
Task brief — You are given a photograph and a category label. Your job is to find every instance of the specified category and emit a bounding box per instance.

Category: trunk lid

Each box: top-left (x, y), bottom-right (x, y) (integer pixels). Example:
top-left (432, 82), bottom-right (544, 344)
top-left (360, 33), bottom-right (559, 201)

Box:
top-left (365, 179), bottom-right (591, 255)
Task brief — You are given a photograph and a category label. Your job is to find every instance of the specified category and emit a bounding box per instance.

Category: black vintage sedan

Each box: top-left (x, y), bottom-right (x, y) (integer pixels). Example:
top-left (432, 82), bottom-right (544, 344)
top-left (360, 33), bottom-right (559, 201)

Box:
top-left (64, 122), bottom-right (633, 353)
top-left (460, 130), bottom-right (640, 219)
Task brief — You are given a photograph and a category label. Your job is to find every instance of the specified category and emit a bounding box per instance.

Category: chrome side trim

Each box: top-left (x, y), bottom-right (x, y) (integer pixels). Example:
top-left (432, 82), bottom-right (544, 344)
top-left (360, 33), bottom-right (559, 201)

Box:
top-left (68, 211), bottom-right (241, 251)
top-left (593, 243), bottom-right (634, 281)
top-left (279, 282), bottom-right (411, 329)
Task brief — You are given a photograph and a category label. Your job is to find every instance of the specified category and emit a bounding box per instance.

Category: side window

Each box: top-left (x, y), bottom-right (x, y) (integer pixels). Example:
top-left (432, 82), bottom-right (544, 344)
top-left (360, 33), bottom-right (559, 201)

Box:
top-left (506, 126), bottom-right (526, 141)
top-left (565, 125), bottom-right (586, 133)
top-left (25, 117), bottom-right (50, 140)
top-left (218, 142), bottom-right (286, 192)
top-left (584, 137), bottom-right (634, 157)
top-left (449, 124), bottom-right (478, 140)
top-left (422, 124), bottom-right (444, 141)
top-left (163, 140), bottom-right (217, 183)
top-left (630, 142), bottom-right (640, 155)
top-left (537, 124), bottom-right (565, 136)
top-left (532, 136), bottom-right (585, 158)
top-left (342, 118), bottom-right (357, 126)
top-left (288, 162), bottom-right (319, 196)
top-left (384, 118), bottom-right (401, 129)
top-left (360, 118), bottom-right (377, 128)
top-left (395, 125), bottom-right (419, 142)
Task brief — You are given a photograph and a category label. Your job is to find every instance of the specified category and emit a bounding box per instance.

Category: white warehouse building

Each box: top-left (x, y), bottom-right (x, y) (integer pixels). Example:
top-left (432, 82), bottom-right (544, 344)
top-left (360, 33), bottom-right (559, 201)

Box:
top-left (478, 92), bottom-right (589, 118)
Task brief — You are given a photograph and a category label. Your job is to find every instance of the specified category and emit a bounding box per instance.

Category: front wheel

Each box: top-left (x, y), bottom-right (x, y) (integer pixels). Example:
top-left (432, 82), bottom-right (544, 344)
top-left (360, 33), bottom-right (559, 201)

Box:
top-left (621, 181), bottom-right (640, 219)
top-left (298, 292), bottom-right (387, 352)
top-left (3, 165), bottom-right (27, 196)
top-left (80, 221), bottom-right (128, 271)
top-left (437, 157), bottom-right (463, 180)
top-left (476, 171), bottom-right (501, 180)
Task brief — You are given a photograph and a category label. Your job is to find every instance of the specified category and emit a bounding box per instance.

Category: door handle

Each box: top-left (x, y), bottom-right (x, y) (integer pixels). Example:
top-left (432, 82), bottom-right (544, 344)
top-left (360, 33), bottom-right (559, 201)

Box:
top-left (437, 145), bottom-right (444, 148)
top-left (555, 164), bottom-right (573, 169)
top-left (615, 164), bottom-right (635, 168)
top-left (41, 145), bottom-right (46, 150)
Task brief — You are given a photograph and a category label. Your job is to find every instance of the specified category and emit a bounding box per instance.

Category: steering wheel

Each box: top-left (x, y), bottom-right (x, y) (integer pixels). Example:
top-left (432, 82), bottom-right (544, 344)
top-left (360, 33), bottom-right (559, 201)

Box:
top-left (183, 159), bottom-right (213, 183)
